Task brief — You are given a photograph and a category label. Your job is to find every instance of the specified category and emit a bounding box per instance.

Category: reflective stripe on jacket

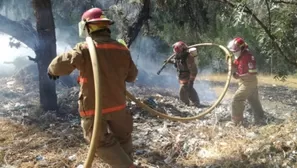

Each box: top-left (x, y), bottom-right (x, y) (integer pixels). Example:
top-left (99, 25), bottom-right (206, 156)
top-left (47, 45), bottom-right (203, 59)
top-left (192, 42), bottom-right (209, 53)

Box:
top-left (48, 30), bottom-right (138, 117)
top-left (233, 50), bottom-right (257, 77)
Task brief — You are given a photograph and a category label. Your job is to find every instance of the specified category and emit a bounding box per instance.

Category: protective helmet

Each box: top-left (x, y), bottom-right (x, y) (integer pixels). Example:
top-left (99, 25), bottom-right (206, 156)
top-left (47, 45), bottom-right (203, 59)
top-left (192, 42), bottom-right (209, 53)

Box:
top-left (172, 41), bottom-right (188, 53)
top-left (81, 8), bottom-right (113, 25)
top-left (227, 37), bottom-right (248, 52)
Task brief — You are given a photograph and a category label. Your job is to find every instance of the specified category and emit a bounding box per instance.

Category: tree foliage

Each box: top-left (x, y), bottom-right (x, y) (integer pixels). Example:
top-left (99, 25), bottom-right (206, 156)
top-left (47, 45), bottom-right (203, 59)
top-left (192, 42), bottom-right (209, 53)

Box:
top-left (147, 0), bottom-right (297, 77)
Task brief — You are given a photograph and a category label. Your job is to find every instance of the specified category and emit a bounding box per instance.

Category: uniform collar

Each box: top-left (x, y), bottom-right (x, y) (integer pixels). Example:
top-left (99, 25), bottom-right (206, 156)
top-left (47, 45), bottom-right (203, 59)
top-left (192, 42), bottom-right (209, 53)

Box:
top-left (176, 51), bottom-right (188, 59)
top-left (90, 29), bottom-right (111, 41)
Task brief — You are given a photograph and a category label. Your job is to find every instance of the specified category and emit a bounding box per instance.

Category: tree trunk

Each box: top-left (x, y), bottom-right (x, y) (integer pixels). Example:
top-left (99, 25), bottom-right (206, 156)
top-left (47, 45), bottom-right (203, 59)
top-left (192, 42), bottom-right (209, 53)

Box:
top-left (32, 0), bottom-right (57, 111)
top-left (125, 0), bottom-right (151, 47)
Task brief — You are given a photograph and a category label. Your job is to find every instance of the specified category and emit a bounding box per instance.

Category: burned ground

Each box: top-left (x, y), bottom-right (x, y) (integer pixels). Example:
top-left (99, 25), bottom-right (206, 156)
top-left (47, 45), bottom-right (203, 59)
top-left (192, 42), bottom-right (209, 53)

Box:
top-left (0, 70), bottom-right (297, 168)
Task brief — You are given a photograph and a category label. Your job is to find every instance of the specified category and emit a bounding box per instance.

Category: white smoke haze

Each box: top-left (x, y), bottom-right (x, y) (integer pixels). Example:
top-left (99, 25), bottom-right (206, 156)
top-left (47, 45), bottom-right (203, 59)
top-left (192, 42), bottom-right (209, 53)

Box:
top-left (0, 34), bottom-right (34, 63)
top-left (56, 40), bottom-right (72, 55)
top-left (0, 0), bottom-right (219, 104)
top-left (130, 35), bottom-right (218, 103)
top-left (0, 33), bottom-right (73, 77)
top-left (0, 32), bottom-right (219, 105)
top-left (0, 34), bottom-right (34, 76)
top-left (0, 25), bottom-right (221, 103)
top-left (0, 1), bottom-right (32, 22)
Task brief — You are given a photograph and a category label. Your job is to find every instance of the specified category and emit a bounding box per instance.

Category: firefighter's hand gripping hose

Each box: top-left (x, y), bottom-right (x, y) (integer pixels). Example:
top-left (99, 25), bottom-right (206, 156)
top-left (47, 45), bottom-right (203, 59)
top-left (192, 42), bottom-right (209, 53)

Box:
top-left (84, 40), bottom-right (232, 167)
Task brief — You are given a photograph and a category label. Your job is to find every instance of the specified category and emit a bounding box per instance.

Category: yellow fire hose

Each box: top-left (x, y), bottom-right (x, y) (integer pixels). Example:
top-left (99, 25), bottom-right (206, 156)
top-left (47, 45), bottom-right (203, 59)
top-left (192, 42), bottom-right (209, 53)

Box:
top-left (83, 36), bottom-right (103, 168)
top-left (126, 43), bottom-right (233, 122)
top-left (84, 39), bottom-right (232, 167)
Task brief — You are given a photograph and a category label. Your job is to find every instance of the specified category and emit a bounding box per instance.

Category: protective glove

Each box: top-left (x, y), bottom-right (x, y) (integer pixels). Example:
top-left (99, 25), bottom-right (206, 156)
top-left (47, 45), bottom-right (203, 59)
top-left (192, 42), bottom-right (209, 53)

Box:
top-left (232, 72), bottom-right (239, 79)
top-left (48, 73), bottom-right (59, 80)
top-left (166, 59), bottom-right (175, 64)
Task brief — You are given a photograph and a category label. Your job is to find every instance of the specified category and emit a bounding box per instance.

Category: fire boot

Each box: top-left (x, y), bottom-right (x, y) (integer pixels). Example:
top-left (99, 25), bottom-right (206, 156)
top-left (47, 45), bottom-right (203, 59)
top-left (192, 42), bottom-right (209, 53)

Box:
top-left (97, 142), bottom-right (134, 168)
top-left (120, 138), bottom-right (134, 161)
top-left (179, 84), bottom-right (190, 105)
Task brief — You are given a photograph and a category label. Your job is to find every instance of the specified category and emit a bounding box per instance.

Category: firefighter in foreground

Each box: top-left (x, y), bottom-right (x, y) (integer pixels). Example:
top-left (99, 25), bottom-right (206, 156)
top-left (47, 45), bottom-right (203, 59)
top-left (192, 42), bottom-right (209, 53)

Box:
top-left (169, 41), bottom-right (201, 107)
top-left (47, 8), bottom-right (139, 168)
top-left (227, 37), bottom-right (265, 126)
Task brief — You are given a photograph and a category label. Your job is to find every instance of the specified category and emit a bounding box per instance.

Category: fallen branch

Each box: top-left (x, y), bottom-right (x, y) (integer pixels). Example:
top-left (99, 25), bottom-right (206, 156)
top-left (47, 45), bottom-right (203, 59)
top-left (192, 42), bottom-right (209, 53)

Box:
top-left (28, 56), bottom-right (38, 63)
top-left (272, 0), bottom-right (297, 5)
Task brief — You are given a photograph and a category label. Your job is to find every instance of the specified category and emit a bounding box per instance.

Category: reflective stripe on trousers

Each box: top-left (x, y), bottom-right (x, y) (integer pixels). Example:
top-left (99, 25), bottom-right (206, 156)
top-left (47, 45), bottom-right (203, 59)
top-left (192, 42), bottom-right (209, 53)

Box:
top-left (79, 104), bottom-right (126, 117)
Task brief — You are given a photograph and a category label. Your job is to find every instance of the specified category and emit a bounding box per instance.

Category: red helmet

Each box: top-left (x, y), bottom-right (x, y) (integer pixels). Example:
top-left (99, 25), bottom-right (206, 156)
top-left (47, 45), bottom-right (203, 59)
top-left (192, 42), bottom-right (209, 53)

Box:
top-left (227, 37), bottom-right (248, 52)
top-left (172, 41), bottom-right (188, 53)
top-left (81, 8), bottom-right (113, 25)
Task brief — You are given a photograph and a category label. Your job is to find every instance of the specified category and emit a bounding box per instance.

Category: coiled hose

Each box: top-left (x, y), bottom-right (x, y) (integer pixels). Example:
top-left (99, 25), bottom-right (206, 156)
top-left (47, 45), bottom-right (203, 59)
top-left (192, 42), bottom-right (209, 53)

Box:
top-left (126, 43), bottom-right (233, 122)
top-left (84, 40), bottom-right (232, 167)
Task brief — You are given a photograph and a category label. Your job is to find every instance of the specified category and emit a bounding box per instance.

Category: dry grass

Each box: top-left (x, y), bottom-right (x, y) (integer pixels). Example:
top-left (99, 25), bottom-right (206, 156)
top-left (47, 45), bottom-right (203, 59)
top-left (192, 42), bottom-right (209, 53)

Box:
top-left (209, 86), bottom-right (234, 100)
top-left (0, 119), bottom-right (109, 168)
top-left (1, 73), bottom-right (296, 168)
top-left (2, 118), bottom-right (296, 168)
top-left (200, 73), bottom-right (297, 88)
top-left (1, 114), bottom-right (297, 168)
top-left (176, 117), bottom-right (297, 168)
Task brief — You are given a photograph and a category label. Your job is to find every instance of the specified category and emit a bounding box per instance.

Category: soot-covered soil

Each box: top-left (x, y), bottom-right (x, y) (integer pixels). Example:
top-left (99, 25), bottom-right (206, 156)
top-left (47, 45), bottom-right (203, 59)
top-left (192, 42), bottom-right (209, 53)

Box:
top-left (0, 70), bottom-right (296, 168)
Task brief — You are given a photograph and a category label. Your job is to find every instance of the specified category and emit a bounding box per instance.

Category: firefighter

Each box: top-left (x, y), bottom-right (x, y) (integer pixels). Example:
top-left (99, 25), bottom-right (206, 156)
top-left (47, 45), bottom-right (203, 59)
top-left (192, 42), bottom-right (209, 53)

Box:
top-left (227, 37), bottom-right (265, 126)
top-left (170, 41), bottom-right (201, 106)
top-left (47, 8), bottom-right (138, 168)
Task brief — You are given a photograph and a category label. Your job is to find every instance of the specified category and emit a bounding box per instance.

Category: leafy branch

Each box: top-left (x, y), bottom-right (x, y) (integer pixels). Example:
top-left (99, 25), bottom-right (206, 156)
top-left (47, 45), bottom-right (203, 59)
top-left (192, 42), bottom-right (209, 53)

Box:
top-left (212, 0), bottom-right (297, 67)
top-left (265, 0), bottom-right (272, 32)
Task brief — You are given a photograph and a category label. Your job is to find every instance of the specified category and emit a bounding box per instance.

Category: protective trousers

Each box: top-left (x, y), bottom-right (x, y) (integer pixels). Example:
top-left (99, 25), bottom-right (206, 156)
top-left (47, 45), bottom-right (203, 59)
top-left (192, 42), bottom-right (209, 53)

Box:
top-left (179, 83), bottom-right (200, 106)
top-left (231, 75), bottom-right (264, 124)
top-left (81, 109), bottom-right (134, 168)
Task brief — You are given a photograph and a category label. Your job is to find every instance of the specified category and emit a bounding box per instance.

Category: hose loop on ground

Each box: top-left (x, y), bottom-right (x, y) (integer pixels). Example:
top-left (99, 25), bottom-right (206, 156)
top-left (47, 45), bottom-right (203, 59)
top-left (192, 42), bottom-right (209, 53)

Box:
top-left (126, 43), bottom-right (233, 122)
top-left (84, 41), bottom-right (232, 168)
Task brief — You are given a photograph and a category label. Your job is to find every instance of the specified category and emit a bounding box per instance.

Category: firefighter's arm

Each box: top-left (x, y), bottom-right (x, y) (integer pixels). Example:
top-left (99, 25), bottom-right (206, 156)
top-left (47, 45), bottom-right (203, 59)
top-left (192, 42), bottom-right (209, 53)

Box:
top-left (232, 60), bottom-right (239, 79)
top-left (126, 56), bottom-right (138, 82)
top-left (231, 62), bottom-right (237, 73)
top-left (48, 43), bottom-right (85, 76)
top-left (187, 55), bottom-right (198, 81)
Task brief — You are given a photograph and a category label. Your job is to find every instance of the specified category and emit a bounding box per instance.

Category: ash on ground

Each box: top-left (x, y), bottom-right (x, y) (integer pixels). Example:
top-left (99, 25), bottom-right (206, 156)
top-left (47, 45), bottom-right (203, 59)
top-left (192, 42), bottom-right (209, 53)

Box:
top-left (0, 68), bottom-right (296, 168)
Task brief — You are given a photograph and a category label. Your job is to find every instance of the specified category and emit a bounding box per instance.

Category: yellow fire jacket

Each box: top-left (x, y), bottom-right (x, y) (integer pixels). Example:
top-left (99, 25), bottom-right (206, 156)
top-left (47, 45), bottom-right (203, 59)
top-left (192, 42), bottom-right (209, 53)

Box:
top-left (174, 52), bottom-right (198, 84)
top-left (48, 31), bottom-right (138, 117)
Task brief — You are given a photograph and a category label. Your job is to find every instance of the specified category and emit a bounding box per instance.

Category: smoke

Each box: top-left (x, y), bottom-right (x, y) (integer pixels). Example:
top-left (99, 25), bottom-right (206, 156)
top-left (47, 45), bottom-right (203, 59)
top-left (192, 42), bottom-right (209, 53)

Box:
top-left (0, 34), bottom-right (34, 76)
top-left (0, 33), bottom-right (73, 77)
top-left (56, 40), bottom-right (72, 55)
top-left (0, 1), bottom-right (33, 22)
top-left (129, 35), bottom-right (218, 103)
top-left (0, 0), bottom-right (218, 103)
